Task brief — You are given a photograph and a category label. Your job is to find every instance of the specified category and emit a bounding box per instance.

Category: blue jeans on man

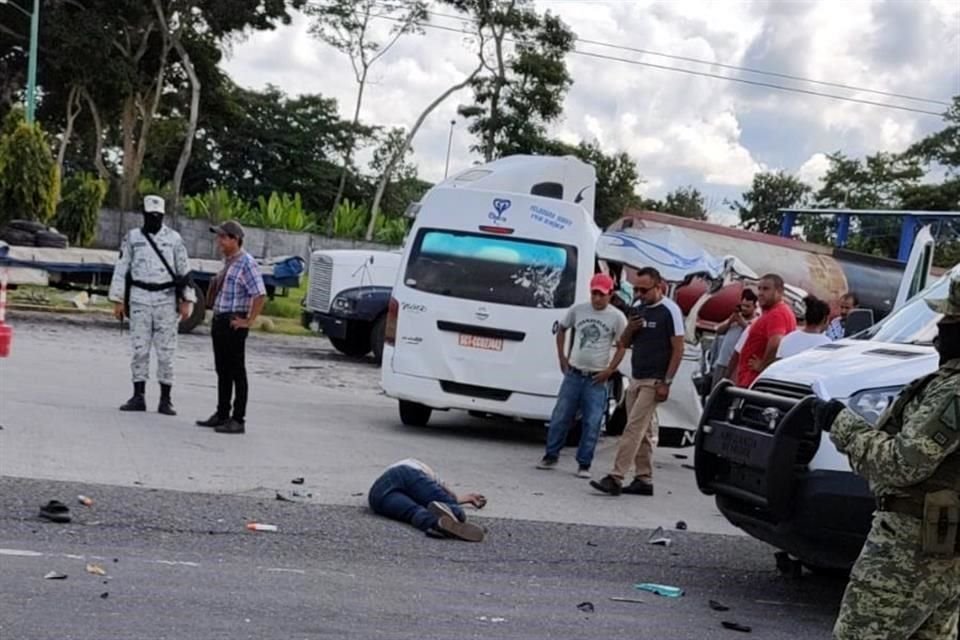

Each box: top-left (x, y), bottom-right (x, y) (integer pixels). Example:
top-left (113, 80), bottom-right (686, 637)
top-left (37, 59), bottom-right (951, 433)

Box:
top-left (368, 465), bottom-right (466, 532)
top-left (543, 368), bottom-right (608, 468)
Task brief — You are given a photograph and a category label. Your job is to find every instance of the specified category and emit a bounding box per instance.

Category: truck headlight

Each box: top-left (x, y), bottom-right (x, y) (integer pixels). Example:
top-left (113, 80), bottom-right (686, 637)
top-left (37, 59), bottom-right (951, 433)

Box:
top-left (332, 296), bottom-right (356, 312)
top-left (847, 386), bottom-right (904, 426)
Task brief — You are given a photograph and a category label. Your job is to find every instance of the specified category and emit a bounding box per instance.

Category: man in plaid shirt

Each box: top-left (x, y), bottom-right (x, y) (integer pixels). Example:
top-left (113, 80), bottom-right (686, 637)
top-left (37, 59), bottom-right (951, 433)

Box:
top-left (196, 220), bottom-right (266, 434)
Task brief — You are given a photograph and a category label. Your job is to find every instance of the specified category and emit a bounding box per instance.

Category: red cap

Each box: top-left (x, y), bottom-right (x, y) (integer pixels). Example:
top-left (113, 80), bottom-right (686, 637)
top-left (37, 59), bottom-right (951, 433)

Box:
top-left (590, 273), bottom-right (615, 295)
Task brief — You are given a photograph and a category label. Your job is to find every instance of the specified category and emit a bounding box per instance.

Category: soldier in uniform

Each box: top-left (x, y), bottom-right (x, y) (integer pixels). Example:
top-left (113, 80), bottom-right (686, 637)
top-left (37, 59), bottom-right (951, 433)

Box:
top-left (815, 273), bottom-right (960, 640)
top-left (109, 195), bottom-right (196, 415)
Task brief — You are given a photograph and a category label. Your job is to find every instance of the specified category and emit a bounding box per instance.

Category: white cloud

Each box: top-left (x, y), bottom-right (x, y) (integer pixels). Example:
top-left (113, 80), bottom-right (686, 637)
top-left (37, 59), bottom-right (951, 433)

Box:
top-left (797, 153), bottom-right (831, 188)
top-left (220, 0), bottom-right (959, 203)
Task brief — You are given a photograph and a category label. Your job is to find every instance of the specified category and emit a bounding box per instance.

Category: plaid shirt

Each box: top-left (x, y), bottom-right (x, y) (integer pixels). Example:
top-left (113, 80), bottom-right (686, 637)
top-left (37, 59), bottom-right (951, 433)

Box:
top-left (213, 251), bottom-right (266, 314)
top-left (825, 317), bottom-right (845, 341)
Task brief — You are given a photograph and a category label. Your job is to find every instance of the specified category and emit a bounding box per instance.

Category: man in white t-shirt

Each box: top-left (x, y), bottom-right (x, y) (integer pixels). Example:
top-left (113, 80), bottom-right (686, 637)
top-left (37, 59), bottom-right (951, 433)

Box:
top-left (537, 273), bottom-right (628, 477)
top-left (368, 458), bottom-right (488, 541)
top-left (777, 295), bottom-right (831, 359)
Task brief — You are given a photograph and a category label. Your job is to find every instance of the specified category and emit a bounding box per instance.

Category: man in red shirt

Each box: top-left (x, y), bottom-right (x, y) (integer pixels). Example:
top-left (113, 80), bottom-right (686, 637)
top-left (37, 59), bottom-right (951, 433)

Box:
top-left (736, 274), bottom-right (797, 388)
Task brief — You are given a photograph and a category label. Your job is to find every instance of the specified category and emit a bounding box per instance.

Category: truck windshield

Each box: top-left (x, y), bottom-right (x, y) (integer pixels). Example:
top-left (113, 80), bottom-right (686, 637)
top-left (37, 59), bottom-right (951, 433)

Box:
top-left (861, 275), bottom-right (949, 345)
top-left (404, 228), bottom-right (578, 309)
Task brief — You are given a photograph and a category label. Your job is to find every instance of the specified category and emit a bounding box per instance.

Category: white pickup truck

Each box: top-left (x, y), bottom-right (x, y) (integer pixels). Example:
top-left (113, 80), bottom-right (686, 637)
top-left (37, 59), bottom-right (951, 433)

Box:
top-left (695, 228), bottom-right (941, 570)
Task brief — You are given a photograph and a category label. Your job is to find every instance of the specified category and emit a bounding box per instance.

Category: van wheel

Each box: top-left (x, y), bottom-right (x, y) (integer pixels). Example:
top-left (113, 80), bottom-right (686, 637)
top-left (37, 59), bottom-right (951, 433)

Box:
top-left (371, 316), bottom-right (386, 364)
top-left (399, 401), bottom-right (432, 427)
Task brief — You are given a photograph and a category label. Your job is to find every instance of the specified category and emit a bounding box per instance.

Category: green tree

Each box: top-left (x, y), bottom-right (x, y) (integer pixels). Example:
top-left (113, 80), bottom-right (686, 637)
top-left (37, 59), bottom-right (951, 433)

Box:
top-left (907, 96), bottom-right (960, 173)
top-left (458, 1), bottom-right (575, 160)
top-left (0, 109), bottom-right (61, 225)
top-left (54, 173), bottom-right (108, 246)
top-left (732, 171), bottom-right (811, 235)
top-left (369, 127), bottom-right (431, 218)
top-left (659, 186), bottom-right (707, 220)
top-left (307, 0), bottom-right (426, 222)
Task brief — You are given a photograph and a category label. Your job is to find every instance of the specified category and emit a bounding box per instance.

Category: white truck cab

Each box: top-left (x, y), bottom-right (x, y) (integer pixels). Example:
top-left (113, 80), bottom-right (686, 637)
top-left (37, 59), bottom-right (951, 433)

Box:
top-left (695, 227), bottom-right (942, 570)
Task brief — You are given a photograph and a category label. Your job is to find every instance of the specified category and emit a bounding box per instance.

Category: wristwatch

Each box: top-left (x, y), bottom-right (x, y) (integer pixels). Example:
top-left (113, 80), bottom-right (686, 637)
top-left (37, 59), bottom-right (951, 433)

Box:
top-left (662, 378), bottom-right (674, 385)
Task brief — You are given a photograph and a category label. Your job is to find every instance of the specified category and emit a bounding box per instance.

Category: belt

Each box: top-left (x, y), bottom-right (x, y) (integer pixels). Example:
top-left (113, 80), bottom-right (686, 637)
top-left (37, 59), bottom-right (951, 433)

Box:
top-left (876, 496), bottom-right (924, 519)
top-left (569, 366), bottom-right (601, 377)
top-left (131, 279), bottom-right (176, 292)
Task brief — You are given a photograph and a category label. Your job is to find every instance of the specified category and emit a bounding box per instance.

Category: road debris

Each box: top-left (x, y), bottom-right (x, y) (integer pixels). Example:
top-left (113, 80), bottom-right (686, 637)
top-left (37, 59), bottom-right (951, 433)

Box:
top-left (100, 592), bottom-right (109, 599)
top-left (609, 597), bottom-right (645, 604)
top-left (634, 583), bottom-right (684, 598)
top-left (86, 563), bottom-right (107, 576)
top-left (477, 616), bottom-right (506, 623)
top-left (38, 500), bottom-right (71, 524)
top-left (586, 541), bottom-right (598, 547)
top-left (275, 492), bottom-right (294, 503)
top-left (43, 571), bottom-right (67, 580)
top-left (246, 522), bottom-right (278, 532)
top-left (291, 490), bottom-right (312, 498)
top-left (77, 495), bottom-right (94, 507)
top-left (291, 477), bottom-right (305, 485)
top-left (676, 521), bottom-right (688, 530)
top-left (648, 526), bottom-right (672, 546)
top-left (709, 599), bottom-right (731, 612)
top-left (576, 602), bottom-right (595, 613)
top-left (721, 621), bottom-right (752, 633)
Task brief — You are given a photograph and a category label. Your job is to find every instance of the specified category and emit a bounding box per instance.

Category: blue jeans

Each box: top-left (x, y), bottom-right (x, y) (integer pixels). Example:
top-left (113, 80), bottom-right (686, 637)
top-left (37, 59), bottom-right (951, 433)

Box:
top-left (544, 369), bottom-right (608, 467)
top-left (368, 465), bottom-right (465, 532)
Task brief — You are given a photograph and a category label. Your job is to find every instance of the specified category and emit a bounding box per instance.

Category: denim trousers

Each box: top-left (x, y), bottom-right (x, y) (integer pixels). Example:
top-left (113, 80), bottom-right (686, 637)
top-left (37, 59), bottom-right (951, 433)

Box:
top-left (544, 368), bottom-right (608, 467)
top-left (368, 465), bottom-right (465, 531)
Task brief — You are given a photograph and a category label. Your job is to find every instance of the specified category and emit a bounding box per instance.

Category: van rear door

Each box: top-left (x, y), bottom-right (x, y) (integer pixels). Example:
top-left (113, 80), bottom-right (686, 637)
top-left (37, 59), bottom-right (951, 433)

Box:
top-left (390, 189), bottom-right (597, 398)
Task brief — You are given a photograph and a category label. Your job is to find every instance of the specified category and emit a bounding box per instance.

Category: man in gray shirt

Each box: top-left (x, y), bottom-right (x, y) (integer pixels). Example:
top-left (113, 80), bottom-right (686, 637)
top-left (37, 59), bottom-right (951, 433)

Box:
top-left (537, 273), bottom-right (628, 477)
top-left (711, 288), bottom-right (758, 389)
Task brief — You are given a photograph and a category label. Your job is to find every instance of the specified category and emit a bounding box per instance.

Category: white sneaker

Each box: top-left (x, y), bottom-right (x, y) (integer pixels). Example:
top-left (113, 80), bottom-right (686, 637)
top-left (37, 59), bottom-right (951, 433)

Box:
top-left (576, 466), bottom-right (591, 479)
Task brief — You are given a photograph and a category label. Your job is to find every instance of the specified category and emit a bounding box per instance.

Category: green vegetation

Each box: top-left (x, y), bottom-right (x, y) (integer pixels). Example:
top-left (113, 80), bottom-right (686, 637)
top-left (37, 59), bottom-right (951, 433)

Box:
top-left (55, 173), bottom-right (108, 246)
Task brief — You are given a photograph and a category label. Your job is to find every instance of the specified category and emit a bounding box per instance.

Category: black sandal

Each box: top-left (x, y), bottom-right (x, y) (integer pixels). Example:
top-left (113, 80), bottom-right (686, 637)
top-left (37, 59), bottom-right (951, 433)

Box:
top-left (39, 500), bottom-right (71, 524)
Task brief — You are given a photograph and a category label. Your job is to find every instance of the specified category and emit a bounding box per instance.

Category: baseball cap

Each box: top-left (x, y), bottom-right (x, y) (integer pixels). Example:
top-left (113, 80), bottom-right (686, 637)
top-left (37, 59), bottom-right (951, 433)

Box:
top-left (590, 273), bottom-right (615, 295)
top-left (143, 195), bottom-right (165, 214)
top-left (210, 220), bottom-right (245, 240)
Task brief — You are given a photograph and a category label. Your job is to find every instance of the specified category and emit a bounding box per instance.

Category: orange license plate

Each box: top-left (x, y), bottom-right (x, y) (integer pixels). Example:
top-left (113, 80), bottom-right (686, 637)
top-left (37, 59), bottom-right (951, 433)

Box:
top-left (458, 334), bottom-right (503, 351)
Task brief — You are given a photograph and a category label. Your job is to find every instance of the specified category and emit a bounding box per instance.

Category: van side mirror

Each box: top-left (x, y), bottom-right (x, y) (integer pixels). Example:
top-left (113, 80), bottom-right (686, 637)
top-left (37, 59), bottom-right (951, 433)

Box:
top-left (845, 309), bottom-right (875, 337)
top-left (404, 203), bottom-right (421, 219)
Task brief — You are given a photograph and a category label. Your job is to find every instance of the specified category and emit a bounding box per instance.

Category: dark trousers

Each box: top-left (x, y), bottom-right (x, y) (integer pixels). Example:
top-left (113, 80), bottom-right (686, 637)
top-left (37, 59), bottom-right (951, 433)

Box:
top-left (212, 313), bottom-right (249, 422)
top-left (368, 466), bottom-right (464, 532)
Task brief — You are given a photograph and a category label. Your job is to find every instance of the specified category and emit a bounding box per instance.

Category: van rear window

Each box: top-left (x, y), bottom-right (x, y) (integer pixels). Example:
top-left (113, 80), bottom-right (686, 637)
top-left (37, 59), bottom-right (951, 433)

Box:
top-left (404, 229), bottom-right (578, 309)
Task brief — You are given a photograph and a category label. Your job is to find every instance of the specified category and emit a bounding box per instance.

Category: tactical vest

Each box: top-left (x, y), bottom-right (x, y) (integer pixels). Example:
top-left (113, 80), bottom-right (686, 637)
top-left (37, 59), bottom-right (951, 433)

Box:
top-left (880, 361), bottom-right (960, 499)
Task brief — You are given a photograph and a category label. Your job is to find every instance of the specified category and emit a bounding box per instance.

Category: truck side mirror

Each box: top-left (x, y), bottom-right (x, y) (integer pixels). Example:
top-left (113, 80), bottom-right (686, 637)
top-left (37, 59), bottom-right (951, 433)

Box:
top-left (845, 309), bottom-right (875, 337)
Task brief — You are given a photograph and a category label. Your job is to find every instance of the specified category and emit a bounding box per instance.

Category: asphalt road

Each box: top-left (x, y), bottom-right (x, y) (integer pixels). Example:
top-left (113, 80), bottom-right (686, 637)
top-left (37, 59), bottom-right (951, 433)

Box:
top-left (0, 477), bottom-right (844, 640)
top-left (0, 314), bottom-right (847, 638)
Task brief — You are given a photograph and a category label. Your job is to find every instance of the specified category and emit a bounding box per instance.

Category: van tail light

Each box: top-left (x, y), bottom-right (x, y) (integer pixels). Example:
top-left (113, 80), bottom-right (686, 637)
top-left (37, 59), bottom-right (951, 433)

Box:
top-left (385, 297), bottom-right (399, 345)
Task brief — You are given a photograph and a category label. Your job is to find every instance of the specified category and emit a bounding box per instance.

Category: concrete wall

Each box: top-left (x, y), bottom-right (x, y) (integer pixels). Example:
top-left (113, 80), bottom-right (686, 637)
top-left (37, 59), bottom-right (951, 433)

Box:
top-left (94, 210), bottom-right (397, 261)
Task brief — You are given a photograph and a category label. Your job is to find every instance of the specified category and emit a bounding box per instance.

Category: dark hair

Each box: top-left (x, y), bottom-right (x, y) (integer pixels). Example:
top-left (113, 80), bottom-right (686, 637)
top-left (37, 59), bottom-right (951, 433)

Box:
top-left (842, 292), bottom-right (859, 306)
top-left (760, 273), bottom-right (785, 291)
top-left (803, 295), bottom-right (831, 326)
top-left (635, 266), bottom-right (663, 283)
top-left (740, 289), bottom-right (758, 303)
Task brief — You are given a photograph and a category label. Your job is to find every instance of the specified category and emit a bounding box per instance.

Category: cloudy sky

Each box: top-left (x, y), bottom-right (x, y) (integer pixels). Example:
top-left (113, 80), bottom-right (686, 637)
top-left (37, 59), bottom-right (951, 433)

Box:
top-left (223, 0), bottom-right (960, 221)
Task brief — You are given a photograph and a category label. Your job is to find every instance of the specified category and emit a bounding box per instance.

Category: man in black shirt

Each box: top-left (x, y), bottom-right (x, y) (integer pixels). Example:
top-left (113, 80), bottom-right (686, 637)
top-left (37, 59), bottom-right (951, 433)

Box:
top-left (591, 267), bottom-right (686, 497)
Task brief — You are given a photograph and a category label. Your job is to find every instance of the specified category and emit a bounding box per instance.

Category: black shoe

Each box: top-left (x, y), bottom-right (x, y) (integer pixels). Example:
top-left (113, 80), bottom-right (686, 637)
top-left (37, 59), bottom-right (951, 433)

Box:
top-left (536, 456), bottom-right (558, 470)
top-left (119, 395), bottom-right (146, 412)
top-left (622, 479), bottom-right (654, 496)
top-left (196, 414), bottom-right (229, 428)
top-left (590, 475), bottom-right (622, 496)
top-left (158, 400), bottom-right (177, 416)
top-left (215, 418), bottom-right (245, 434)
top-left (38, 500), bottom-right (71, 523)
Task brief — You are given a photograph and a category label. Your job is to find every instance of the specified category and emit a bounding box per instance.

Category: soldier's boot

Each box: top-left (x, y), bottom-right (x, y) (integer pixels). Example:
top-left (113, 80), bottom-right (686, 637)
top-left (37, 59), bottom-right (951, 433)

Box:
top-left (158, 384), bottom-right (177, 416)
top-left (120, 381), bottom-right (147, 412)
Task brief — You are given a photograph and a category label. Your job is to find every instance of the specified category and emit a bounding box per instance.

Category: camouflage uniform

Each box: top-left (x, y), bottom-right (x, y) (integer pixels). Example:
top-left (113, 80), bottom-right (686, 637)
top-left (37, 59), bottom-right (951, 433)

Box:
top-left (830, 276), bottom-right (960, 640)
top-left (108, 225), bottom-right (193, 384)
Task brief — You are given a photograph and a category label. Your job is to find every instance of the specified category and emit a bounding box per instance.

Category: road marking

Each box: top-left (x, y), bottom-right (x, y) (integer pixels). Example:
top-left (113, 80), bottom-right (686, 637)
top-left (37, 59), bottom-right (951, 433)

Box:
top-left (0, 548), bottom-right (44, 557)
top-left (264, 567), bottom-right (306, 574)
top-left (150, 560), bottom-right (200, 567)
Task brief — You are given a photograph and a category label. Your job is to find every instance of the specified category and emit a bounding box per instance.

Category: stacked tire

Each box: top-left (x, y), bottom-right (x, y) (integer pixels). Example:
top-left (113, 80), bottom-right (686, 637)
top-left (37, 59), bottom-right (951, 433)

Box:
top-left (0, 220), bottom-right (68, 248)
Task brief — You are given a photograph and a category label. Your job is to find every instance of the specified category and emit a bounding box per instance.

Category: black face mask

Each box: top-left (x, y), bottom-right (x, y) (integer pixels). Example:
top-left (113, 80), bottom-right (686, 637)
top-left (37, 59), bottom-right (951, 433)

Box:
top-left (142, 211), bottom-right (163, 235)
top-left (935, 321), bottom-right (960, 365)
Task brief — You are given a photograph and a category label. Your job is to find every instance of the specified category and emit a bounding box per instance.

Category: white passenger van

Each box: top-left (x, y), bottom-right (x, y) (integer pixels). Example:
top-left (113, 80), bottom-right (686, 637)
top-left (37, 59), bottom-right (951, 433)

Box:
top-left (380, 156), bottom-right (603, 426)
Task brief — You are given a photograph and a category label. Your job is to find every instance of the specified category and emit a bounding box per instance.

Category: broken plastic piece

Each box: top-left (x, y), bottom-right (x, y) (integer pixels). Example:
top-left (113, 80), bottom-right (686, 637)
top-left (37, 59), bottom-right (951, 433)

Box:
top-left (246, 522), bottom-right (278, 532)
top-left (634, 583), bottom-right (684, 598)
top-left (709, 600), bottom-right (731, 612)
top-left (77, 495), bottom-right (94, 507)
top-left (676, 521), bottom-right (688, 531)
top-left (100, 592), bottom-right (109, 599)
top-left (648, 526), bottom-right (672, 546)
top-left (86, 563), bottom-right (106, 576)
top-left (609, 596), bottom-right (645, 604)
top-left (44, 571), bottom-right (67, 580)
top-left (722, 621), bottom-right (752, 633)
top-left (275, 492), bottom-right (294, 503)
top-left (291, 477), bottom-right (305, 485)
top-left (576, 602), bottom-right (595, 613)
top-left (38, 500), bottom-right (71, 524)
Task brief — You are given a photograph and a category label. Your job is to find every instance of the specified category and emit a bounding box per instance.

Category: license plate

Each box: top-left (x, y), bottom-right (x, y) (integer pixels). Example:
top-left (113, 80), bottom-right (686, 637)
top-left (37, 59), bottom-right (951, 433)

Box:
top-left (703, 422), bottom-right (772, 466)
top-left (458, 334), bottom-right (503, 352)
